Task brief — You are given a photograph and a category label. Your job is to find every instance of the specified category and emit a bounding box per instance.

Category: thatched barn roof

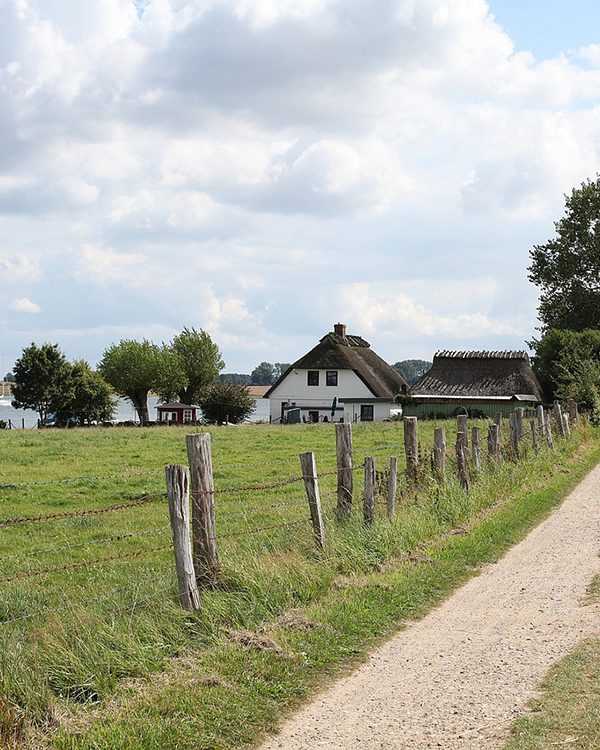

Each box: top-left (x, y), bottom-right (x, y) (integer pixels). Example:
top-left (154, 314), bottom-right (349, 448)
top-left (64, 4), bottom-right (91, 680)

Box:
top-left (265, 325), bottom-right (408, 399)
top-left (410, 350), bottom-right (545, 402)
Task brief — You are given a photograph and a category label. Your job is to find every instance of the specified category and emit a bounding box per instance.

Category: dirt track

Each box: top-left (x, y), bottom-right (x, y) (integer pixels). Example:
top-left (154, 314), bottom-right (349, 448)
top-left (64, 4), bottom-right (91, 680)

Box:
top-left (260, 463), bottom-right (600, 749)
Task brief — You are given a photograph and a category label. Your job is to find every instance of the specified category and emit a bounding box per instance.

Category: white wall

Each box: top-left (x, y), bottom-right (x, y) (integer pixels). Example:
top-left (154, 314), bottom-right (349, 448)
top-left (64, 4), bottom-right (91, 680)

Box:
top-left (269, 368), bottom-right (373, 422)
top-left (342, 402), bottom-right (393, 423)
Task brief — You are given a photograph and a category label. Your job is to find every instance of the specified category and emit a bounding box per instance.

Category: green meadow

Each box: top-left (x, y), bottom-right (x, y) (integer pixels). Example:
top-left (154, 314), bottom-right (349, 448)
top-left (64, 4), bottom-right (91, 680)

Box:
top-left (0, 420), bottom-right (598, 749)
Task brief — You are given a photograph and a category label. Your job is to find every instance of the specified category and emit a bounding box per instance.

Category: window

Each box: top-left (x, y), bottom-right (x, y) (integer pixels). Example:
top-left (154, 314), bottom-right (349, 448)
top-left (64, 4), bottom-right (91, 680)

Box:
top-left (326, 371), bottom-right (338, 386)
top-left (308, 410), bottom-right (319, 423)
top-left (183, 409), bottom-right (192, 422)
top-left (307, 370), bottom-right (319, 386)
top-left (361, 405), bottom-right (374, 422)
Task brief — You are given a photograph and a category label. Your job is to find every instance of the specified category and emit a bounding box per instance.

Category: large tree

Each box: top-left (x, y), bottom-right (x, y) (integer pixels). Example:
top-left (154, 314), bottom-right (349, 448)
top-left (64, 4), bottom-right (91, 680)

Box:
top-left (251, 361), bottom-right (276, 385)
top-left (99, 339), bottom-right (187, 424)
top-left (198, 381), bottom-right (255, 424)
top-left (529, 177), bottom-right (600, 332)
top-left (60, 361), bottom-right (115, 426)
top-left (170, 327), bottom-right (224, 404)
top-left (11, 343), bottom-right (74, 424)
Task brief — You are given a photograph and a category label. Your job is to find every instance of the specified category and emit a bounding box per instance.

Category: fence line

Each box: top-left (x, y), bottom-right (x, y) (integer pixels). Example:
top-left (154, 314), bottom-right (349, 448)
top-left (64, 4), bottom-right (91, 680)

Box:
top-left (0, 543), bottom-right (173, 584)
top-left (0, 494), bottom-right (162, 528)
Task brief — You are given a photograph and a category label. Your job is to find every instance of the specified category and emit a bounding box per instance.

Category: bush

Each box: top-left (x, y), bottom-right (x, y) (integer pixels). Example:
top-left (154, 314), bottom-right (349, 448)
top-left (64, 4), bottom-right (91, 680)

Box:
top-left (198, 382), bottom-right (255, 424)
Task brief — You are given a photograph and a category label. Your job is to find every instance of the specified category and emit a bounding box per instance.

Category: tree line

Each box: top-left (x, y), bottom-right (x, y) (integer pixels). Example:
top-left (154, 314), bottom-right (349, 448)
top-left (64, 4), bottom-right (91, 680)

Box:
top-left (9, 327), bottom-right (255, 426)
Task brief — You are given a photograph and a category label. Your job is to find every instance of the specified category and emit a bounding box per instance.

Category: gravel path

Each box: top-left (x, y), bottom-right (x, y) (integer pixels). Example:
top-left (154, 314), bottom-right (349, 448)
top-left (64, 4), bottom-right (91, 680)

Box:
top-left (260, 463), bottom-right (600, 750)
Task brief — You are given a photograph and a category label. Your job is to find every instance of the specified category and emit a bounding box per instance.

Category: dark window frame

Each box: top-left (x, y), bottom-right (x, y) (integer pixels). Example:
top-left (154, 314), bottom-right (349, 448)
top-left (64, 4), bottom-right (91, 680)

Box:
top-left (307, 370), bottom-right (319, 386)
top-left (360, 404), bottom-right (374, 422)
top-left (326, 370), bottom-right (338, 386)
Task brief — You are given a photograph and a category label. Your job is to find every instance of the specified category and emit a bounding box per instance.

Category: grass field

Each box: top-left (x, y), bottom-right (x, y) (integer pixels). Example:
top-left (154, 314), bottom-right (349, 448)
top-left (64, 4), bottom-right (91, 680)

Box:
top-left (0, 419), bottom-right (598, 749)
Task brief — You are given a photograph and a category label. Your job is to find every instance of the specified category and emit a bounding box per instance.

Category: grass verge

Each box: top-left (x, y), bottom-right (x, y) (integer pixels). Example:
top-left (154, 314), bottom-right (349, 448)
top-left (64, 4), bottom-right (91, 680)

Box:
top-left (28, 427), bottom-right (600, 750)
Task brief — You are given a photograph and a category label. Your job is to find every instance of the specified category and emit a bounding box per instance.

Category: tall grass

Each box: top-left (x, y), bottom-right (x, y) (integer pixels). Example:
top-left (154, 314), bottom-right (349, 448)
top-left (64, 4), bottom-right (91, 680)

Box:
top-left (0, 420), bottom-right (597, 748)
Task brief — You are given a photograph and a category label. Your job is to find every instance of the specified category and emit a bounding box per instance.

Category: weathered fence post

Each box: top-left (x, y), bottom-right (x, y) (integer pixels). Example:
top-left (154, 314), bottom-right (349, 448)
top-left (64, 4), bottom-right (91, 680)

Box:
top-left (471, 426), bottom-right (481, 472)
top-left (300, 451), bottom-right (325, 550)
top-left (537, 405), bottom-right (546, 442)
top-left (545, 413), bottom-right (554, 449)
top-left (335, 423), bottom-right (353, 519)
top-left (487, 423), bottom-right (500, 462)
top-left (568, 401), bottom-right (579, 424)
top-left (165, 464), bottom-right (201, 611)
top-left (433, 427), bottom-right (446, 480)
top-left (509, 413), bottom-right (520, 459)
top-left (554, 403), bottom-right (565, 437)
top-left (530, 419), bottom-right (540, 454)
top-left (364, 457), bottom-right (376, 525)
top-left (515, 408), bottom-right (525, 445)
top-left (403, 417), bottom-right (418, 480)
top-left (186, 433), bottom-right (219, 587)
top-left (494, 412), bottom-right (502, 434)
top-left (456, 414), bottom-right (469, 454)
top-left (387, 456), bottom-right (397, 521)
top-left (562, 413), bottom-right (571, 437)
top-left (455, 438), bottom-right (469, 492)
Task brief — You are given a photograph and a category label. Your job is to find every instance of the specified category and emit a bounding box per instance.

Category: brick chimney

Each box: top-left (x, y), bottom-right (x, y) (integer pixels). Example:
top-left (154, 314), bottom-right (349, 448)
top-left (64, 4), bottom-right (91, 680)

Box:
top-left (333, 322), bottom-right (346, 337)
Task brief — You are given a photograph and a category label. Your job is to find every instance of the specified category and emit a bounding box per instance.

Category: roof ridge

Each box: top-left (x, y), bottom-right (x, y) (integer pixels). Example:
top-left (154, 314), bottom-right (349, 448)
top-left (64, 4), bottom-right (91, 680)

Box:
top-left (434, 350), bottom-right (529, 360)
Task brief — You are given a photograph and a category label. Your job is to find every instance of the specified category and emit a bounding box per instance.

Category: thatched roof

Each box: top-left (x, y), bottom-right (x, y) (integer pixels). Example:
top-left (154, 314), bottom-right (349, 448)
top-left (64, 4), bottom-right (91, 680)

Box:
top-left (410, 350), bottom-right (545, 402)
top-left (265, 328), bottom-right (408, 399)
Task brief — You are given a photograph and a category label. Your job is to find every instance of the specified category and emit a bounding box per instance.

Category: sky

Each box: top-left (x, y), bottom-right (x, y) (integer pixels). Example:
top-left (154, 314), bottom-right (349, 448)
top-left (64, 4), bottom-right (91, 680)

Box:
top-left (2, 0), bottom-right (600, 374)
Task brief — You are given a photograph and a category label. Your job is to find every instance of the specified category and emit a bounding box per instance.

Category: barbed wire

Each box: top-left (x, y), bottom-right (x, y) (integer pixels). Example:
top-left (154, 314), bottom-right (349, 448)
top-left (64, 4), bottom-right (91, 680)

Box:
top-left (0, 494), bottom-right (163, 529)
top-left (0, 525), bottom-right (171, 562)
top-left (214, 518), bottom-right (308, 540)
top-left (0, 470), bottom-right (163, 490)
top-left (0, 543), bottom-right (172, 584)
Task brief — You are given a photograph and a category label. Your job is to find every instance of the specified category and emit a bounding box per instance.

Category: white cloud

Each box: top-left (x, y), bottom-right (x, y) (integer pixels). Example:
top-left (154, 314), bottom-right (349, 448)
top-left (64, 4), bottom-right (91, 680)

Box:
top-left (74, 243), bottom-right (150, 286)
top-left (9, 296), bottom-right (41, 313)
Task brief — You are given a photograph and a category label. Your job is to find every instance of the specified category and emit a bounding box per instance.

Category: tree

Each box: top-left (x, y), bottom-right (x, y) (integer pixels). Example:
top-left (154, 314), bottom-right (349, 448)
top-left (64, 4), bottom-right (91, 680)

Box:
top-left (251, 361), bottom-right (276, 385)
top-left (170, 327), bottom-right (224, 403)
top-left (59, 361), bottom-right (115, 426)
top-left (11, 343), bottom-right (74, 424)
top-left (529, 177), bottom-right (600, 332)
top-left (99, 339), bottom-right (187, 424)
top-left (198, 381), bottom-right (255, 424)
top-left (274, 362), bottom-right (291, 379)
top-left (393, 359), bottom-right (432, 386)
top-left (4, 372), bottom-right (15, 383)
top-left (219, 373), bottom-right (251, 385)
top-left (532, 328), bottom-right (600, 406)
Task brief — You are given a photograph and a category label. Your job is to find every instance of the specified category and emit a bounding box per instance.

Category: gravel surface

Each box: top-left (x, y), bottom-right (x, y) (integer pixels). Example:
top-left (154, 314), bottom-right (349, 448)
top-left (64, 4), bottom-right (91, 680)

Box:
top-left (260, 464), bottom-right (600, 750)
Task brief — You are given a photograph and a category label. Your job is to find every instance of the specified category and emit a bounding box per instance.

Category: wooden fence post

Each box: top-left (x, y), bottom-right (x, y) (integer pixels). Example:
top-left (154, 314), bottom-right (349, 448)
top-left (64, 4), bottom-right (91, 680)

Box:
top-left (554, 403), bottom-right (565, 437)
top-left (537, 405), bottom-right (546, 442)
top-left (562, 413), bottom-right (571, 437)
top-left (455, 438), bottom-right (469, 492)
top-left (335, 423), bottom-right (353, 519)
top-left (403, 417), bottom-right (418, 480)
top-left (509, 413), bottom-right (520, 459)
top-left (165, 464), bottom-right (201, 611)
top-left (568, 401), bottom-right (579, 423)
top-left (545, 413), bottom-right (554, 448)
top-left (530, 419), bottom-right (540, 454)
top-left (456, 414), bottom-right (469, 454)
top-left (364, 457), bottom-right (375, 525)
top-left (433, 427), bottom-right (446, 480)
top-left (515, 408), bottom-right (525, 445)
top-left (471, 426), bottom-right (481, 472)
top-left (487, 423), bottom-right (500, 462)
top-left (494, 412), bottom-right (502, 434)
top-left (387, 456), bottom-right (397, 521)
top-left (300, 452), bottom-right (325, 550)
top-left (186, 433), bottom-right (219, 587)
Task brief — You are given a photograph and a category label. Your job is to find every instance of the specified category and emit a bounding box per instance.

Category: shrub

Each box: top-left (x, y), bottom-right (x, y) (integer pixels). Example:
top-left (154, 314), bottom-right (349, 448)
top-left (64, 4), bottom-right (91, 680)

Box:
top-left (198, 382), bottom-right (255, 424)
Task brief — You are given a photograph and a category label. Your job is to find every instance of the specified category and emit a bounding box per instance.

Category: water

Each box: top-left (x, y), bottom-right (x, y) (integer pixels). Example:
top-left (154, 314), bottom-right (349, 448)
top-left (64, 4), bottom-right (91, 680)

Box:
top-left (0, 395), bottom-right (270, 429)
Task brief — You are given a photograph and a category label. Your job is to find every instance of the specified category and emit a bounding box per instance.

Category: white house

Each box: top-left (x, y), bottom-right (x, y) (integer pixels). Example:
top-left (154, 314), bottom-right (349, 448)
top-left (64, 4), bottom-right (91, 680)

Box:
top-left (264, 323), bottom-right (409, 423)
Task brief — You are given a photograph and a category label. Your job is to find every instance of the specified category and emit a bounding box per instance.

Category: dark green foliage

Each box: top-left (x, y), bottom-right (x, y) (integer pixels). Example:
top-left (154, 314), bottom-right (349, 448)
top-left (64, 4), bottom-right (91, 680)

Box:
top-left (4, 371), bottom-right (15, 382)
top-left (170, 327), bottom-right (224, 403)
top-left (529, 177), bottom-right (600, 332)
top-left (99, 340), bottom-right (187, 424)
top-left (251, 362), bottom-right (276, 385)
top-left (219, 373), bottom-right (251, 385)
top-left (59, 361), bottom-right (115, 426)
top-left (198, 381), bottom-right (255, 424)
top-left (11, 343), bottom-right (75, 424)
top-left (393, 360), bottom-right (432, 386)
top-left (532, 329), bottom-right (600, 413)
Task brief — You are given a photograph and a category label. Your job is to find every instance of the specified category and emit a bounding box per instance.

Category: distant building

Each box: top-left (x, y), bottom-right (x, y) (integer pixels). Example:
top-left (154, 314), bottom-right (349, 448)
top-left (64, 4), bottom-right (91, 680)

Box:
top-left (156, 402), bottom-right (199, 425)
top-left (405, 351), bottom-right (545, 419)
top-left (264, 323), bottom-right (408, 423)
